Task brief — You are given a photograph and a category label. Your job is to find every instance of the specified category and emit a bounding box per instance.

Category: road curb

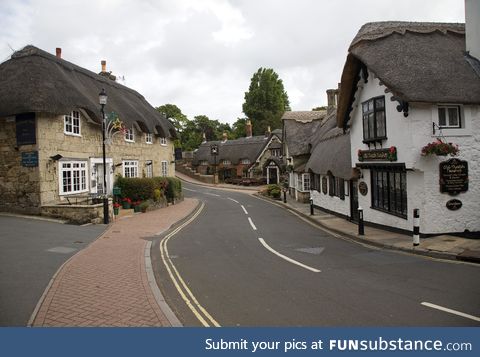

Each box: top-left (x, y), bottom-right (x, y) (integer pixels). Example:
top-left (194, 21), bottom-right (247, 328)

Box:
top-left (175, 174), bottom-right (261, 192)
top-left (254, 193), bottom-right (478, 265)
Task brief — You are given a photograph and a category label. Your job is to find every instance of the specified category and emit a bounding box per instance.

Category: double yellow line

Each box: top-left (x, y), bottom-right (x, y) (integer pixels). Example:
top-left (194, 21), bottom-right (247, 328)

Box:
top-left (159, 202), bottom-right (221, 327)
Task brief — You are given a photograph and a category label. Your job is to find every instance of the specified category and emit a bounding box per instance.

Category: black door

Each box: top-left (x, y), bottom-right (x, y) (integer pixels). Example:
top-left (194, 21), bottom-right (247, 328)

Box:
top-left (268, 167), bottom-right (278, 184)
top-left (350, 180), bottom-right (359, 222)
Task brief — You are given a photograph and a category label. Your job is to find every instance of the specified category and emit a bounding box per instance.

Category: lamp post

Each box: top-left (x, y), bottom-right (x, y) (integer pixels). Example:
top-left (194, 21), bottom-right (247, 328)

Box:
top-left (99, 88), bottom-right (109, 224)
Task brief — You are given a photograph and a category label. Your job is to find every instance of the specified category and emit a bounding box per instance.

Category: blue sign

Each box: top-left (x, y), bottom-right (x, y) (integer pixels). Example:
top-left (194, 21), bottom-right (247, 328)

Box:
top-left (21, 151), bottom-right (38, 167)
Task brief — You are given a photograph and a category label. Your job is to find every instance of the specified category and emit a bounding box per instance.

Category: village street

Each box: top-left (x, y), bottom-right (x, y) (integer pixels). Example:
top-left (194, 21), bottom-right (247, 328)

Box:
top-left (152, 182), bottom-right (480, 327)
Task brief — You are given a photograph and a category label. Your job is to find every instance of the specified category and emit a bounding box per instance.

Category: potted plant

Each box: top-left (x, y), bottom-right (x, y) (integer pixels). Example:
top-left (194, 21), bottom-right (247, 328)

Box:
top-left (139, 201), bottom-right (150, 213)
top-left (113, 202), bottom-right (121, 215)
top-left (121, 197), bottom-right (132, 209)
top-left (421, 139), bottom-right (459, 157)
top-left (133, 200), bottom-right (142, 213)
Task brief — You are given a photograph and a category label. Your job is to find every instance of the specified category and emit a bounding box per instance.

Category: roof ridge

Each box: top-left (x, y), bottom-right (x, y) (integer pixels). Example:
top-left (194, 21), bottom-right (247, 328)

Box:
top-left (350, 21), bottom-right (465, 49)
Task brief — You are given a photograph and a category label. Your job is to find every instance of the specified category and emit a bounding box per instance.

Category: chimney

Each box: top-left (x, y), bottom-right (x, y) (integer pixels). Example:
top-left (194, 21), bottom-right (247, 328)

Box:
top-left (326, 88), bottom-right (339, 115)
top-left (466, 0), bottom-right (480, 60)
top-left (202, 132), bottom-right (207, 143)
top-left (55, 48), bottom-right (62, 59)
top-left (246, 119), bottom-right (253, 138)
top-left (222, 132), bottom-right (228, 143)
top-left (265, 125), bottom-right (271, 138)
top-left (101, 60), bottom-right (107, 73)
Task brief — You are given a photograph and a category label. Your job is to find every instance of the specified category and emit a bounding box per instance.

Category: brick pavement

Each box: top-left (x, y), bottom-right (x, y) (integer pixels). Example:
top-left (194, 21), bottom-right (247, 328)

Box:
top-left (31, 198), bottom-right (198, 327)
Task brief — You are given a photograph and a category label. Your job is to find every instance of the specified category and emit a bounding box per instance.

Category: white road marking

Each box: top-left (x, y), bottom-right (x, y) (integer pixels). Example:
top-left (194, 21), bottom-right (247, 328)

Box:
top-left (248, 217), bottom-right (257, 231)
top-left (241, 205), bottom-right (248, 215)
top-left (159, 203), bottom-right (221, 327)
top-left (227, 197), bottom-right (239, 204)
top-left (258, 238), bottom-right (321, 273)
top-left (421, 302), bottom-right (480, 322)
top-left (205, 192), bottom-right (220, 197)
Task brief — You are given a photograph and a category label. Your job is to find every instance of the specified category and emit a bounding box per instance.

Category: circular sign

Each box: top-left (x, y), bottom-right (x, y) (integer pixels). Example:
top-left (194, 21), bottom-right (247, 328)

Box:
top-left (358, 181), bottom-right (368, 196)
top-left (446, 199), bottom-right (462, 211)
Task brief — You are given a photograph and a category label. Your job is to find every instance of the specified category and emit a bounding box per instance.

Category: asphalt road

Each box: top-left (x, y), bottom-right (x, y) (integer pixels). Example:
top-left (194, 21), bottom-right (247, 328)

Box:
top-left (152, 182), bottom-right (480, 327)
top-left (0, 216), bottom-right (106, 326)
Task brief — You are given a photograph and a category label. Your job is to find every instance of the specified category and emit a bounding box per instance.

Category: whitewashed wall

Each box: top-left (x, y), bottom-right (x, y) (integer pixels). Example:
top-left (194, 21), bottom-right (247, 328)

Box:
top-left (310, 175), bottom-right (350, 217)
top-left (349, 71), bottom-right (480, 234)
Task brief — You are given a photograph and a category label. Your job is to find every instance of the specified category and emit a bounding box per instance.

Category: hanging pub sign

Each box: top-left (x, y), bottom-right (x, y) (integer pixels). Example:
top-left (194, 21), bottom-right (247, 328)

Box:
top-left (358, 146), bottom-right (397, 162)
top-left (439, 158), bottom-right (468, 195)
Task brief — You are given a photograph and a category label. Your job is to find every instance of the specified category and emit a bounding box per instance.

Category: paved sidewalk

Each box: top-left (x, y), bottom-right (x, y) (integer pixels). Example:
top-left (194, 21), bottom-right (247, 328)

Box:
top-left (176, 171), bottom-right (480, 264)
top-left (264, 195), bottom-right (480, 264)
top-left (31, 198), bottom-right (198, 327)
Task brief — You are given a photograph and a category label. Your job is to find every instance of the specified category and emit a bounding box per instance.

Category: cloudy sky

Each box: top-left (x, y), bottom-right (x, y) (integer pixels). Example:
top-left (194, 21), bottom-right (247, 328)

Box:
top-left (0, 0), bottom-right (465, 124)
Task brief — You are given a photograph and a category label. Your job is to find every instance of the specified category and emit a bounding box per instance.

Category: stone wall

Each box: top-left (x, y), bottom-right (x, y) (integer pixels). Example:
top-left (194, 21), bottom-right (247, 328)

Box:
top-left (41, 201), bottom-right (112, 224)
top-left (0, 116), bottom-right (41, 214)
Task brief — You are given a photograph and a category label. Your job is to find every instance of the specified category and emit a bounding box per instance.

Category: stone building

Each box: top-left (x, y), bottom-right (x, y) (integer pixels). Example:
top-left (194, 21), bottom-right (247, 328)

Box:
top-left (336, 19), bottom-right (480, 236)
top-left (192, 120), bottom-right (283, 184)
top-left (0, 46), bottom-right (176, 220)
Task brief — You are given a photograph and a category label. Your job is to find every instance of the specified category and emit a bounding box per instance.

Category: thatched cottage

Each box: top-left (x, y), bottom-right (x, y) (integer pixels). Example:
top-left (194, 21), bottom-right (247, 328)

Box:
top-left (0, 45), bottom-right (176, 222)
top-left (336, 19), bottom-right (480, 236)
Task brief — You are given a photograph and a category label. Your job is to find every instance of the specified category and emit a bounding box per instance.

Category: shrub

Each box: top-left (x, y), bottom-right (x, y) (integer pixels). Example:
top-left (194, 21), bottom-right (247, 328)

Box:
top-left (266, 184), bottom-right (281, 196)
top-left (270, 188), bottom-right (281, 199)
top-left (165, 177), bottom-right (182, 202)
top-left (153, 188), bottom-right (162, 202)
top-left (114, 176), bottom-right (182, 203)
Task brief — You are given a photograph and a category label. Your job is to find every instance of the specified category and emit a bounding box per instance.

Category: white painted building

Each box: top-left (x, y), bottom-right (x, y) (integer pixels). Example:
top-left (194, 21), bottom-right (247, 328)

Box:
top-left (336, 20), bottom-right (480, 236)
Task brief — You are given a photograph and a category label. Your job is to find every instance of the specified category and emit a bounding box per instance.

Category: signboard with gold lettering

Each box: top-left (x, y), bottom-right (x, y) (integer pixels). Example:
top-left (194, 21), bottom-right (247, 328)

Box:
top-left (358, 147), bottom-right (397, 162)
top-left (439, 158), bottom-right (468, 195)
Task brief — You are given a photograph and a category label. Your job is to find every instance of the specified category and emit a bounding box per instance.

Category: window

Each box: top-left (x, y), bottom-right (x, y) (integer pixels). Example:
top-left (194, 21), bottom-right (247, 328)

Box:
top-left (145, 160), bottom-right (153, 178)
top-left (161, 161), bottom-right (168, 177)
top-left (362, 96), bottom-right (386, 142)
top-left (438, 106), bottom-right (461, 128)
top-left (241, 159), bottom-right (250, 165)
top-left (125, 127), bottom-right (134, 142)
top-left (64, 111), bottom-right (81, 136)
top-left (123, 160), bottom-right (138, 178)
top-left (160, 137), bottom-right (167, 145)
top-left (145, 133), bottom-right (153, 144)
top-left (271, 149), bottom-right (281, 157)
top-left (222, 160), bottom-right (231, 165)
top-left (200, 160), bottom-right (209, 166)
top-left (312, 174), bottom-right (320, 192)
top-left (371, 167), bottom-right (407, 218)
top-left (303, 174), bottom-right (311, 191)
top-left (60, 161), bottom-right (87, 195)
top-left (328, 173), bottom-right (345, 199)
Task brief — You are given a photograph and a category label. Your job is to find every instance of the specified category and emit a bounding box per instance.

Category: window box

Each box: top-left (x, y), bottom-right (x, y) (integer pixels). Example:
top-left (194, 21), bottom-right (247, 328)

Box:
top-left (421, 139), bottom-right (459, 157)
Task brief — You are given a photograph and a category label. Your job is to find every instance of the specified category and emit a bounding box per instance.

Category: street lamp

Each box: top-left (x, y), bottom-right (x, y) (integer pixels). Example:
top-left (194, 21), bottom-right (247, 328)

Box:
top-left (99, 88), bottom-right (109, 224)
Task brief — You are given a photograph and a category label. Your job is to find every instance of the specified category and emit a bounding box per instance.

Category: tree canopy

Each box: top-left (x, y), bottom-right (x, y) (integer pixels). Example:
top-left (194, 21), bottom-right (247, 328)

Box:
top-left (242, 67), bottom-right (290, 136)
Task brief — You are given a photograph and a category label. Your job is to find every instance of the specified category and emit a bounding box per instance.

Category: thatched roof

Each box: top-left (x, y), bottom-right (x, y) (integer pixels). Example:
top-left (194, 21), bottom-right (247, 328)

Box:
top-left (337, 22), bottom-right (480, 128)
top-left (282, 111), bottom-right (326, 157)
top-left (306, 111), bottom-right (354, 179)
top-left (192, 135), bottom-right (269, 166)
top-left (0, 45), bottom-right (176, 138)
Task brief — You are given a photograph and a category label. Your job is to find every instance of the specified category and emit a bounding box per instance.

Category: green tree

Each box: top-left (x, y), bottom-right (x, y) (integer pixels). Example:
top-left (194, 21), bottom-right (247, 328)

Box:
top-left (312, 106), bottom-right (327, 111)
top-left (242, 68), bottom-right (290, 136)
top-left (231, 118), bottom-right (247, 139)
top-left (156, 104), bottom-right (188, 148)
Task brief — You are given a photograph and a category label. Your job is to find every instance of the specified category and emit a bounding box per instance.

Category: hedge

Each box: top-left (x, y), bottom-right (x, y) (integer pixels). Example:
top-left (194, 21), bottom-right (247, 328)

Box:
top-left (114, 176), bottom-right (182, 202)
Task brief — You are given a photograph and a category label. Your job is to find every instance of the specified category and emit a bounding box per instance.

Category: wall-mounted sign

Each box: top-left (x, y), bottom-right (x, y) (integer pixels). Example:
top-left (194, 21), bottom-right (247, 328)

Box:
top-left (358, 147), bottom-right (397, 162)
top-left (446, 199), bottom-right (462, 211)
top-left (21, 151), bottom-right (38, 167)
top-left (358, 181), bottom-right (368, 196)
top-left (16, 113), bottom-right (36, 146)
top-left (439, 158), bottom-right (468, 195)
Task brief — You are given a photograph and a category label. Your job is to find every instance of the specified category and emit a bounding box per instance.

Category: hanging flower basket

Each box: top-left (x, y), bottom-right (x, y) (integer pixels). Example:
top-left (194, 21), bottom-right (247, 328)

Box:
top-left (421, 139), bottom-right (459, 157)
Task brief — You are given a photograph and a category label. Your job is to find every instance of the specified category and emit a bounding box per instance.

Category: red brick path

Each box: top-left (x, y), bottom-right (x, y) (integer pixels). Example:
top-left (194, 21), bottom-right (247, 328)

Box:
top-left (32, 199), bottom-right (198, 327)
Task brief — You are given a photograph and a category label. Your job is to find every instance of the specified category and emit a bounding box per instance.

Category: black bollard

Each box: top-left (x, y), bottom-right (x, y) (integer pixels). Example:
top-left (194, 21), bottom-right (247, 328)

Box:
top-left (358, 207), bottom-right (364, 236)
top-left (310, 198), bottom-right (314, 216)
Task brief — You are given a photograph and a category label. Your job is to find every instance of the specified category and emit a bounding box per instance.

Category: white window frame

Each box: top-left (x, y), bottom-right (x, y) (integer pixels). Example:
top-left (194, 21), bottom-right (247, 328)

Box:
top-left (59, 160), bottom-right (88, 195)
top-left (145, 133), bottom-right (153, 144)
top-left (200, 160), bottom-right (209, 166)
top-left (437, 105), bottom-right (461, 129)
top-left (123, 160), bottom-right (138, 178)
top-left (302, 173), bottom-right (311, 192)
top-left (161, 160), bottom-right (168, 177)
top-left (145, 160), bottom-right (153, 178)
top-left (124, 127), bottom-right (135, 142)
top-left (160, 137), bottom-right (167, 146)
top-left (64, 110), bottom-right (81, 136)
top-left (241, 159), bottom-right (250, 165)
top-left (222, 159), bottom-right (231, 165)
top-left (271, 149), bottom-right (281, 157)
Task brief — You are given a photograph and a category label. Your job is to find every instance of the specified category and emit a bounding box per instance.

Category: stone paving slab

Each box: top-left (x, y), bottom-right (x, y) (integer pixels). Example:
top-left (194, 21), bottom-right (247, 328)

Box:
top-left (31, 198), bottom-right (198, 327)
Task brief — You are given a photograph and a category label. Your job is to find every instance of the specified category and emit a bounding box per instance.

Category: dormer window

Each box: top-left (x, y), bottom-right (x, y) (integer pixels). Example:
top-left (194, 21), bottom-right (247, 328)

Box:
top-left (125, 127), bottom-right (134, 142)
top-left (241, 159), bottom-right (250, 165)
top-left (64, 110), bottom-right (81, 136)
top-left (160, 137), bottom-right (167, 145)
top-left (222, 160), bottom-right (231, 166)
top-left (362, 96), bottom-right (386, 142)
top-left (438, 105), bottom-right (461, 128)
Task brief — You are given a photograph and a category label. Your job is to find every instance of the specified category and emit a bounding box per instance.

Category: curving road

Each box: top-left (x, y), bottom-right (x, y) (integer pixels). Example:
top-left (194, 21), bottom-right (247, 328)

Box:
top-left (151, 182), bottom-right (480, 327)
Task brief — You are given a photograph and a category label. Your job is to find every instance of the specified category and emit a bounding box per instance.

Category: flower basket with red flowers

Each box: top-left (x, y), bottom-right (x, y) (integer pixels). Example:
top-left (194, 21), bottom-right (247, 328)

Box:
top-left (113, 202), bottom-right (121, 215)
top-left (121, 197), bottom-right (132, 209)
top-left (133, 200), bottom-right (142, 213)
top-left (421, 139), bottom-right (459, 157)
